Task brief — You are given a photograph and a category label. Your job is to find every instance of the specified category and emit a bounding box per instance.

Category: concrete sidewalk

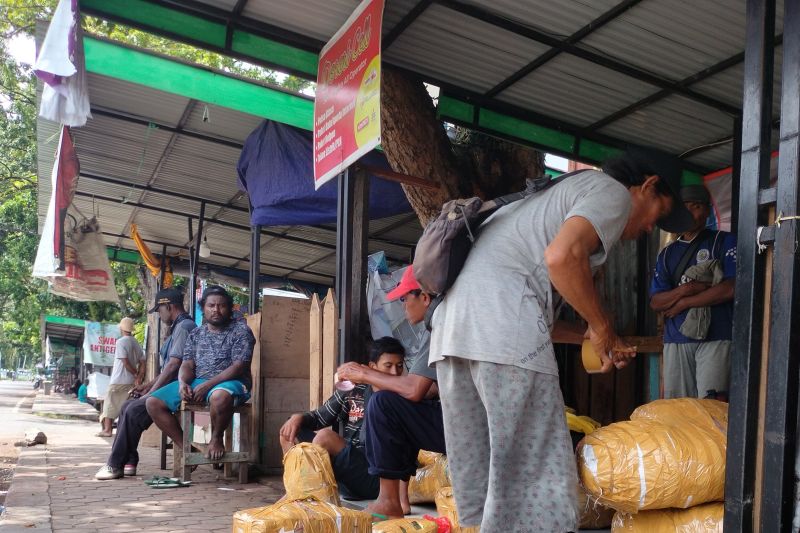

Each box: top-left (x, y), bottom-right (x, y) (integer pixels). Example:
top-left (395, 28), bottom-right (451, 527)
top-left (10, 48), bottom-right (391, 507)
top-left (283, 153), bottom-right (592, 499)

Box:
top-left (2, 392), bottom-right (284, 532)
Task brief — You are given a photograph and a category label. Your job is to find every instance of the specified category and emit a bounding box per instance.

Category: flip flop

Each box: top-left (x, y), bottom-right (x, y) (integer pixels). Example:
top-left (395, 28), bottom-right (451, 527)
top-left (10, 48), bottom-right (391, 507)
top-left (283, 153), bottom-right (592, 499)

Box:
top-left (145, 476), bottom-right (191, 488)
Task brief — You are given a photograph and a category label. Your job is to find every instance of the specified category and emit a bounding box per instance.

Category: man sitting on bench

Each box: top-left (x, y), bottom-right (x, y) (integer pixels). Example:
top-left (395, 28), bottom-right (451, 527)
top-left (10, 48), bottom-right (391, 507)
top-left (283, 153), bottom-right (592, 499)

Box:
top-left (279, 336), bottom-right (406, 501)
top-left (146, 286), bottom-right (255, 461)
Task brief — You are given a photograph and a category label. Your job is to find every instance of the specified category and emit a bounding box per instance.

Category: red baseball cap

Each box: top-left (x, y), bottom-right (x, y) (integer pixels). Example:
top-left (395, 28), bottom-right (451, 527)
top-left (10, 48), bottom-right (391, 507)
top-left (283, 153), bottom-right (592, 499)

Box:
top-left (387, 266), bottom-right (421, 301)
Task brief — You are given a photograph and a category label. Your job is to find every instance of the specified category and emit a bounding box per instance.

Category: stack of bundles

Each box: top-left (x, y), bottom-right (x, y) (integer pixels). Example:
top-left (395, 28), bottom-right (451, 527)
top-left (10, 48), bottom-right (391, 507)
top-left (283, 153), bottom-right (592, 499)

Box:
top-left (408, 453), bottom-right (450, 504)
top-left (576, 399), bottom-right (727, 530)
top-left (282, 443), bottom-right (340, 505)
top-left (435, 487), bottom-right (479, 533)
top-left (232, 498), bottom-right (372, 533)
top-left (372, 517), bottom-right (438, 532)
top-left (611, 502), bottom-right (723, 532)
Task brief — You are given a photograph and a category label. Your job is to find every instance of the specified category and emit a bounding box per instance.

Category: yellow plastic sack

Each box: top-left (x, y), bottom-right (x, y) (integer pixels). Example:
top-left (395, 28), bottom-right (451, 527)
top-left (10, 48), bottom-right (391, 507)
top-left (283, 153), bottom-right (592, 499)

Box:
top-left (435, 487), bottom-right (479, 533)
top-left (417, 450), bottom-right (442, 467)
top-left (577, 399), bottom-right (727, 513)
top-left (566, 411), bottom-right (602, 436)
top-left (577, 483), bottom-right (615, 530)
top-left (232, 498), bottom-right (372, 533)
top-left (372, 518), bottom-right (438, 532)
top-left (611, 502), bottom-right (723, 532)
top-left (283, 442), bottom-right (340, 506)
top-left (408, 454), bottom-right (450, 504)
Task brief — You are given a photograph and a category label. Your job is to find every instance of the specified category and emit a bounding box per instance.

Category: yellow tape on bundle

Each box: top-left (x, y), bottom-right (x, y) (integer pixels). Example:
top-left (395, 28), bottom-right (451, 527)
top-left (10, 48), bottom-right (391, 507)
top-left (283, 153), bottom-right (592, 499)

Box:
top-left (577, 483), bottom-right (615, 529)
top-left (611, 502), bottom-right (723, 532)
top-left (282, 443), bottom-right (340, 506)
top-left (372, 517), bottom-right (438, 532)
top-left (435, 487), bottom-right (479, 533)
top-left (417, 450), bottom-right (442, 467)
top-left (578, 399), bottom-right (727, 513)
top-left (232, 498), bottom-right (372, 533)
top-left (408, 454), bottom-right (450, 504)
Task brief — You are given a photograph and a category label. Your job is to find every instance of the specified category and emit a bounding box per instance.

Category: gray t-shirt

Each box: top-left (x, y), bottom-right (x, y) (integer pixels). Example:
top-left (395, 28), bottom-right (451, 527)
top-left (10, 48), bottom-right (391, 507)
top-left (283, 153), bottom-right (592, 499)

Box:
top-left (429, 170), bottom-right (631, 375)
top-left (182, 320), bottom-right (255, 389)
top-left (409, 335), bottom-right (436, 381)
top-left (109, 335), bottom-right (145, 385)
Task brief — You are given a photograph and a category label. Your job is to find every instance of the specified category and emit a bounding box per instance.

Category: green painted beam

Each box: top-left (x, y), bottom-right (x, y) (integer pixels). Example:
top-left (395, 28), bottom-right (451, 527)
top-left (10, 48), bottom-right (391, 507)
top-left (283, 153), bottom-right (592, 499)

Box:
top-left (107, 247), bottom-right (142, 264)
top-left (80, 0), bottom-right (318, 77)
top-left (44, 315), bottom-right (87, 327)
top-left (84, 37), bottom-right (314, 131)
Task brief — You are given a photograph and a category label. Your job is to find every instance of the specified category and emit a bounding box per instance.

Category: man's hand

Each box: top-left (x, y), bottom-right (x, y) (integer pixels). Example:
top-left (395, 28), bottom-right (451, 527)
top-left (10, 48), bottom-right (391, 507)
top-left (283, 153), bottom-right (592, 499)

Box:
top-left (681, 280), bottom-right (710, 297)
top-left (664, 299), bottom-right (690, 318)
top-left (279, 414), bottom-right (304, 445)
top-left (132, 380), bottom-right (152, 396)
top-left (191, 381), bottom-right (214, 403)
top-left (179, 381), bottom-right (193, 401)
top-left (588, 324), bottom-right (637, 371)
top-left (336, 362), bottom-right (369, 384)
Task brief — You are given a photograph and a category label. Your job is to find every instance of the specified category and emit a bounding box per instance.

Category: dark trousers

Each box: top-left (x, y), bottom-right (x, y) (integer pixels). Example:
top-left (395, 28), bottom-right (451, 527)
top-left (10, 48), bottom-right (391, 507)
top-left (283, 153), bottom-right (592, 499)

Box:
top-left (364, 390), bottom-right (446, 480)
top-left (107, 396), bottom-right (154, 468)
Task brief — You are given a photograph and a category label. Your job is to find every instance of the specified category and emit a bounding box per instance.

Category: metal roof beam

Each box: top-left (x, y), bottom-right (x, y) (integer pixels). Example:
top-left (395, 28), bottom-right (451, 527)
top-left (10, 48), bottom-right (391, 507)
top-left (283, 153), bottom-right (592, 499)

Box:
top-left (435, 0), bottom-right (740, 116)
top-left (588, 34), bottom-right (784, 132)
top-left (382, 0), bottom-right (434, 49)
top-left (485, 0), bottom-right (645, 97)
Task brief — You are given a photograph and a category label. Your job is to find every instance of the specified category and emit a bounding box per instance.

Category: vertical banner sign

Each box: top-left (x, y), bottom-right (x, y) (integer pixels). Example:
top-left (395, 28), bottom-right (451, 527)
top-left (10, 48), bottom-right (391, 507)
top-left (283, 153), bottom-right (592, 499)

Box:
top-left (83, 321), bottom-right (120, 366)
top-left (313, 0), bottom-right (384, 189)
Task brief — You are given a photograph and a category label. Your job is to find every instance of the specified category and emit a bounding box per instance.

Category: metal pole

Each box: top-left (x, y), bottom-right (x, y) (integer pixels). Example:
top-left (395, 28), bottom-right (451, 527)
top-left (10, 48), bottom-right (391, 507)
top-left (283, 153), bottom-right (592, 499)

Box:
top-left (336, 168), bottom-right (355, 365)
top-left (249, 225), bottom-right (261, 314)
top-left (156, 244), bottom-right (167, 359)
top-left (759, 0), bottom-right (800, 527)
top-left (724, 0), bottom-right (775, 530)
top-left (191, 201), bottom-right (206, 319)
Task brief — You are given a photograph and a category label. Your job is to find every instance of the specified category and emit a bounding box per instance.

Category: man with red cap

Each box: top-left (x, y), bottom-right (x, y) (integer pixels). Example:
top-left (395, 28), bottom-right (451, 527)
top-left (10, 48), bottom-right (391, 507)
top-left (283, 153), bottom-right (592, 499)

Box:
top-left (336, 266), bottom-right (446, 519)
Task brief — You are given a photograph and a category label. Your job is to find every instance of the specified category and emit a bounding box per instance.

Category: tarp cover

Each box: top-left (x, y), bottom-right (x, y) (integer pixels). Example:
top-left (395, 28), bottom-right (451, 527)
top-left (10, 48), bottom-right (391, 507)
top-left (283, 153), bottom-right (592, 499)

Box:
top-left (237, 120), bottom-right (413, 227)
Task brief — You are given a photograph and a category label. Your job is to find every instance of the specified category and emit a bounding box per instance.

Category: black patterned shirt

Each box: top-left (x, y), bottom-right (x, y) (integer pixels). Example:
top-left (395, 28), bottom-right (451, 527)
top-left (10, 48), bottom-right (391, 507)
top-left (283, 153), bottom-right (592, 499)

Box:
top-left (182, 320), bottom-right (255, 389)
top-left (301, 384), bottom-right (371, 449)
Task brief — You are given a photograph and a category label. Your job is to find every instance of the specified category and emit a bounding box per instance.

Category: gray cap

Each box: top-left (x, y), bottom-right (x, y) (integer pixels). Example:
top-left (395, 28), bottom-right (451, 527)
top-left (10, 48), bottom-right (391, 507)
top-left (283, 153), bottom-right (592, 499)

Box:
top-left (680, 184), bottom-right (711, 205)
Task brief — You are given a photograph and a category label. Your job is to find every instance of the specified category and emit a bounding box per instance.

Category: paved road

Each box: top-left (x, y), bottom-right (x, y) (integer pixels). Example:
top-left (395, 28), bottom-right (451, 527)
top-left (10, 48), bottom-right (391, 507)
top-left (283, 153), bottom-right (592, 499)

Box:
top-left (0, 380), bottom-right (41, 445)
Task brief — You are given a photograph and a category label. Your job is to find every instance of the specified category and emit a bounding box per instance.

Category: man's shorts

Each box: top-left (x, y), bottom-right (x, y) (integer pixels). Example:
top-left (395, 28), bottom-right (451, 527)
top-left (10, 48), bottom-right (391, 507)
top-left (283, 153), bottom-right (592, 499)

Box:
top-left (101, 383), bottom-right (134, 421)
top-left (149, 378), bottom-right (249, 412)
top-left (295, 429), bottom-right (378, 500)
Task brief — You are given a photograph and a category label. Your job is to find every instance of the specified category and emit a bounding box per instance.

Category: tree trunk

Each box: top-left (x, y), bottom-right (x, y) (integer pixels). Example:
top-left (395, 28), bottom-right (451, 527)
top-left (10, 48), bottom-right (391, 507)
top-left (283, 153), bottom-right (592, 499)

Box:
top-left (380, 67), bottom-right (545, 227)
top-left (136, 266), bottom-right (161, 381)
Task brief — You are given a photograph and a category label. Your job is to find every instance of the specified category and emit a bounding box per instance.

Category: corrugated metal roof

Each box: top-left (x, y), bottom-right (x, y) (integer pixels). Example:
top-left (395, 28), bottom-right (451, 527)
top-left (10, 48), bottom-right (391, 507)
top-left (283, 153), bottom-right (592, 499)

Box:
top-left (385, 4), bottom-right (549, 93)
top-left (242, 0), bottom-right (360, 42)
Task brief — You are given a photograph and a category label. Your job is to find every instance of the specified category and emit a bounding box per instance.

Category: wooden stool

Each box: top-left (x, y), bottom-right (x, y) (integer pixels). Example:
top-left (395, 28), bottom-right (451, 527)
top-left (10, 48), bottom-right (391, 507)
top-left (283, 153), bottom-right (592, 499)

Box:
top-left (172, 400), bottom-right (251, 483)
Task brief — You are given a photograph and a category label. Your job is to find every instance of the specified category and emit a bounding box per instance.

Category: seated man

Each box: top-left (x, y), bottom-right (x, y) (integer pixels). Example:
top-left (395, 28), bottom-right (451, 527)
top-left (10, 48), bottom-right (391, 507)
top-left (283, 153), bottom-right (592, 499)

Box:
top-left (279, 336), bottom-right (406, 501)
top-left (146, 286), bottom-right (255, 461)
top-left (337, 266), bottom-right (446, 518)
top-left (95, 287), bottom-right (195, 480)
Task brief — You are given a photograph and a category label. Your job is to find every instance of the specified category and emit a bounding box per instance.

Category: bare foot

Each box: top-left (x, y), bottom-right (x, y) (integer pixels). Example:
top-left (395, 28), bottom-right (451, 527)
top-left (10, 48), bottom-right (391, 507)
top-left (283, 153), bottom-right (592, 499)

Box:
top-left (206, 437), bottom-right (225, 461)
top-left (95, 432), bottom-right (112, 437)
top-left (365, 500), bottom-right (404, 521)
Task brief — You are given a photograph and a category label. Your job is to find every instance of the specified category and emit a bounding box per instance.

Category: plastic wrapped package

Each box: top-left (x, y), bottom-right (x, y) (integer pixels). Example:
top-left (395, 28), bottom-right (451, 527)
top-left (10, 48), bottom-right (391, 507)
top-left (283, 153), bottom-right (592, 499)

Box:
top-left (577, 399), bottom-right (727, 513)
top-left (408, 454), bottom-right (450, 504)
top-left (417, 450), bottom-right (442, 467)
top-left (435, 487), bottom-right (479, 533)
top-left (611, 502), bottom-right (723, 532)
top-left (283, 443), bottom-right (340, 506)
top-left (577, 483), bottom-right (615, 529)
top-left (232, 498), bottom-right (372, 533)
top-left (372, 517), bottom-right (438, 532)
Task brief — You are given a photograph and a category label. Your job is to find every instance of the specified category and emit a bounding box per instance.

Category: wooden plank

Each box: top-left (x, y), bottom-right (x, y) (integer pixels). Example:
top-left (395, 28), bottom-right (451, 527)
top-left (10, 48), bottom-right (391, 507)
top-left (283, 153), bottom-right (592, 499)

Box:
top-left (321, 289), bottom-right (338, 402)
top-left (260, 296), bottom-right (312, 378)
top-left (245, 312), bottom-right (262, 465)
top-left (309, 293), bottom-right (323, 409)
top-left (184, 451), bottom-right (249, 466)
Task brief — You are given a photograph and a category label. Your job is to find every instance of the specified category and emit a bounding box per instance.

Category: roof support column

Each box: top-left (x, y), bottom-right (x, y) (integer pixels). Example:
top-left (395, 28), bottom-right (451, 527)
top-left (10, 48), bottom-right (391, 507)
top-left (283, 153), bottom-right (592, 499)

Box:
top-left (724, 0), bottom-right (775, 530)
top-left (191, 201), bottom-right (206, 320)
top-left (249, 225), bottom-right (261, 314)
top-left (336, 166), bottom-right (370, 365)
top-left (760, 0), bottom-right (800, 528)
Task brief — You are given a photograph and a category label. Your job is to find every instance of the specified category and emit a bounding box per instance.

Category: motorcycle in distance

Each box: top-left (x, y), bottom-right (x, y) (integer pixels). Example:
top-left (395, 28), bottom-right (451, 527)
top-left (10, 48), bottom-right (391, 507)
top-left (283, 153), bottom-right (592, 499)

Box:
top-left (32, 376), bottom-right (43, 390)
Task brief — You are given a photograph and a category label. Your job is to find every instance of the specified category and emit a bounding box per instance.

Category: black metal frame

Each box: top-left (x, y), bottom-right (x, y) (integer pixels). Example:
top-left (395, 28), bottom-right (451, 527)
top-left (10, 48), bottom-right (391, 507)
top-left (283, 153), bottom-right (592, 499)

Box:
top-left (724, 0), bottom-right (776, 530)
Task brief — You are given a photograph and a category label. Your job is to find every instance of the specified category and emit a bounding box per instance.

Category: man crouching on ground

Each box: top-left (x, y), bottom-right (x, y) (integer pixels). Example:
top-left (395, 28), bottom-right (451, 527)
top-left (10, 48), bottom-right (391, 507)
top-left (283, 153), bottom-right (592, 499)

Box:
top-left (145, 285), bottom-right (255, 461)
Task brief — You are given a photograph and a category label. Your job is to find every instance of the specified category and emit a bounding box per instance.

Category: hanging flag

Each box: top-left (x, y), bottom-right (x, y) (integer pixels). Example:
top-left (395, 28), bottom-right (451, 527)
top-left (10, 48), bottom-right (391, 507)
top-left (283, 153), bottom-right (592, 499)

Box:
top-left (131, 223), bottom-right (173, 287)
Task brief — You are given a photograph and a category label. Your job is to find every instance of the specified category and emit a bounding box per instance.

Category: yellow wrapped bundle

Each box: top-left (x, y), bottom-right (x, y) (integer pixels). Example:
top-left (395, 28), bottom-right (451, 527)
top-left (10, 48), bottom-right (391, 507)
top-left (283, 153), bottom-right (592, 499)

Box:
top-left (566, 411), bottom-right (601, 436)
top-left (372, 518), bottom-right (438, 532)
top-left (611, 502), bottom-right (723, 532)
top-left (417, 450), bottom-right (442, 467)
top-left (408, 454), bottom-right (450, 504)
top-left (283, 443), bottom-right (340, 506)
top-left (577, 483), bottom-right (615, 530)
top-left (577, 399), bottom-right (727, 513)
top-left (232, 498), bottom-right (372, 533)
top-left (435, 487), bottom-right (479, 533)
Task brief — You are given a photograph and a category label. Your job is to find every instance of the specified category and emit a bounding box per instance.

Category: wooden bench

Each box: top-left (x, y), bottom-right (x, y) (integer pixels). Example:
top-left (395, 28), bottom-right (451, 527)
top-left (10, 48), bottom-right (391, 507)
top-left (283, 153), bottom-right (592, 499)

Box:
top-left (172, 401), bottom-right (251, 483)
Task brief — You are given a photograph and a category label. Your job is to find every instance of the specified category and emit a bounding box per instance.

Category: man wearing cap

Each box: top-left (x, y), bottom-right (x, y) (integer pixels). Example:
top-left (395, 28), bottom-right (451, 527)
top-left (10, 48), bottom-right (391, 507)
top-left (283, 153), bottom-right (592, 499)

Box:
top-left (650, 184), bottom-right (736, 400)
top-left (95, 288), bottom-right (195, 480)
top-left (97, 317), bottom-right (145, 437)
top-left (428, 149), bottom-right (695, 532)
top-left (336, 266), bottom-right (446, 519)
top-left (146, 286), bottom-right (255, 461)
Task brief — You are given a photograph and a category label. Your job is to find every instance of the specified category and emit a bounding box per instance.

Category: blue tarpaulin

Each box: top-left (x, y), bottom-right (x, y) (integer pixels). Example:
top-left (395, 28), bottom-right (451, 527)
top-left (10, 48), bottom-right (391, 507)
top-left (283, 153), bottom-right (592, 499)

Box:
top-left (237, 120), bottom-right (413, 227)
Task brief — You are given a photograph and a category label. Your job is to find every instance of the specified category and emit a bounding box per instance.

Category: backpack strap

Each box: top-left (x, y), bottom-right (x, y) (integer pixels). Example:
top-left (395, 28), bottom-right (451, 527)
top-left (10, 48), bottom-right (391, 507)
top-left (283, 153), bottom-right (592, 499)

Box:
top-left (479, 169), bottom-right (590, 214)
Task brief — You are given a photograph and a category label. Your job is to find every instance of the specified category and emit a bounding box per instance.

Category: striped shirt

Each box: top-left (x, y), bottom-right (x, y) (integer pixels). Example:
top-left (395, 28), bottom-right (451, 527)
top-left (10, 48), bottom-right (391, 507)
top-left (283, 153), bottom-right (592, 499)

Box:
top-left (301, 384), bottom-right (371, 449)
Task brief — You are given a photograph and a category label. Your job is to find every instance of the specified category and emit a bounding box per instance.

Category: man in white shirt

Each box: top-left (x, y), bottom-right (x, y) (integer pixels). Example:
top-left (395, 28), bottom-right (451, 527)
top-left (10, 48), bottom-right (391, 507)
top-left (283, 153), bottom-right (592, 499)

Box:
top-left (97, 317), bottom-right (144, 437)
